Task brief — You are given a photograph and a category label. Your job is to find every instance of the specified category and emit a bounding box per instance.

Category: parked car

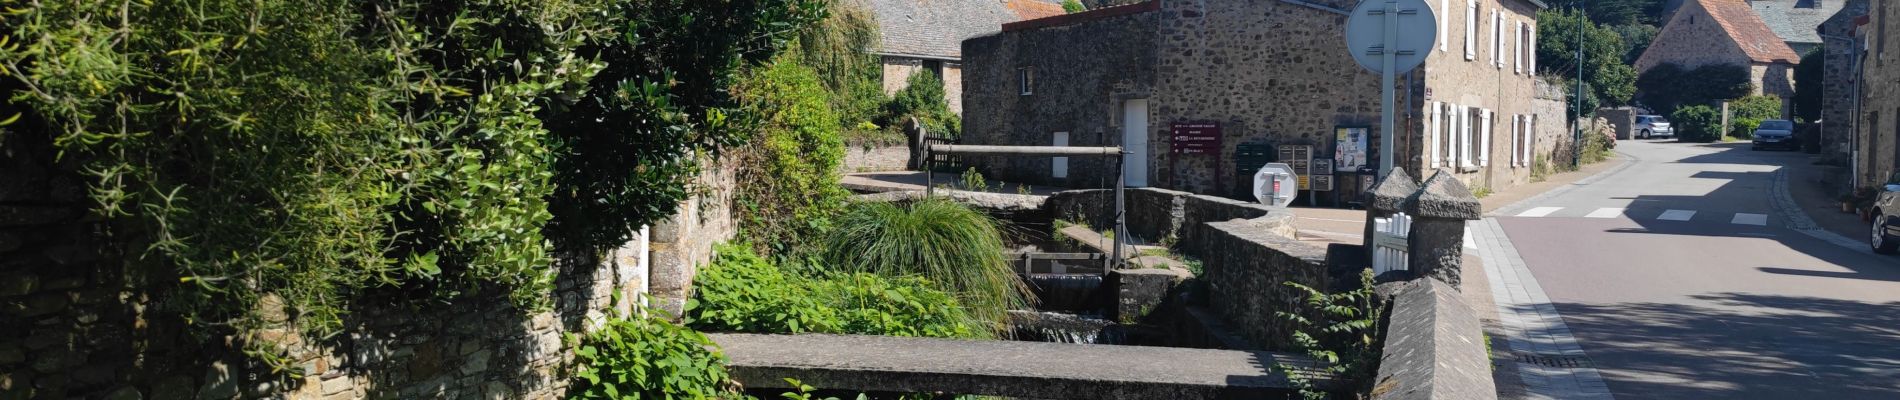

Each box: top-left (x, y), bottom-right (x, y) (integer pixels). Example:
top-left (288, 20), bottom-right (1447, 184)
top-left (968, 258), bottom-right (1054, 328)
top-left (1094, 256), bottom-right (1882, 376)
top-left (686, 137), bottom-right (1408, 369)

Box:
top-left (1871, 178), bottom-right (1900, 254)
top-left (1750, 119), bottom-right (1798, 151)
top-left (1634, 115), bottom-right (1673, 139)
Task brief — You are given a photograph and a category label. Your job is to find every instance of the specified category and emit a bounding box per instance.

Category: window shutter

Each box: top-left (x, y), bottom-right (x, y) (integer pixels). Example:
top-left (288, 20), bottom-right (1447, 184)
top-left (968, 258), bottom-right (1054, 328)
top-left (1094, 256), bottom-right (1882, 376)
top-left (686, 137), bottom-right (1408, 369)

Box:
top-left (1441, 0), bottom-right (1450, 52)
top-left (1492, 11), bottom-right (1503, 68)
top-left (1514, 22), bottom-right (1524, 73)
top-left (1509, 115), bottom-right (1520, 166)
top-left (1430, 102), bottom-right (1443, 168)
top-left (1479, 110), bottom-right (1492, 167)
top-left (1524, 114), bottom-right (1535, 164)
top-left (1465, 0), bottom-right (1477, 61)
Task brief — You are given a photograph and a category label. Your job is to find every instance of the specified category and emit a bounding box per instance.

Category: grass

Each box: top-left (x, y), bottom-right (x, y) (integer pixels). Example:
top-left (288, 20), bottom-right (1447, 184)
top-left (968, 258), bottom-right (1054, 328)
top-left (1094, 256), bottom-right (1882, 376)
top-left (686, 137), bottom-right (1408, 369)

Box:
top-left (822, 198), bottom-right (1032, 331)
top-left (1472, 186), bottom-right (1493, 199)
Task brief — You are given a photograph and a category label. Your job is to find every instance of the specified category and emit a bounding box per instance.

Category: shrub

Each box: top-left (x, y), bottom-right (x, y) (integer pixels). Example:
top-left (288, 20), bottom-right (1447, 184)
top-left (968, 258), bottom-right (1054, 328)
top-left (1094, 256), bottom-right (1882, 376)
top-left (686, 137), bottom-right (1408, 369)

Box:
top-left (732, 52), bottom-right (850, 255)
top-left (1671, 105), bottom-right (1723, 142)
top-left (569, 315), bottom-right (735, 399)
top-left (1636, 63), bottom-right (1754, 114)
top-left (1795, 49), bottom-right (1824, 122)
top-left (822, 199), bottom-right (1030, 331)
top-left (1277, 270), bottom-right (1386, 399)
top-left (883, 71), bottom-right (960, 138)
top-left (687, 244), bottom-right (983, 338)
top-left (1726, 95), bottom-right (1784, 139)
top-left (1063, 0), bottom-right (1087, 13)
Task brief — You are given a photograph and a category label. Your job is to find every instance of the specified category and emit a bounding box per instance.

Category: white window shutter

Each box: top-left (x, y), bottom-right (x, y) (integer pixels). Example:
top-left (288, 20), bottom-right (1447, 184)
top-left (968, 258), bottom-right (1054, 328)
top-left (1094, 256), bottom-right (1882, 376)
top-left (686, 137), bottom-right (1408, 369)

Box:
top-left (1509, 115), bottom-right (1520, 166)
top-left (1479, 110), bottom-right (1492, 167)
top-left (1460, 106), bottom-right (1474, 168)
top-left (1441, 0), bottom-right (1450, 52)
top-left (1514, 22), bottom-right (1524, 74)
top-left (1465, 0), bottom-right (1477, 61)
top-left (1525, 114), bottom-right (1536, 164)
top-left (1430, 102), bottom-right (1443, 168)
top-left (1492, 11), bottom-right (1503, 68)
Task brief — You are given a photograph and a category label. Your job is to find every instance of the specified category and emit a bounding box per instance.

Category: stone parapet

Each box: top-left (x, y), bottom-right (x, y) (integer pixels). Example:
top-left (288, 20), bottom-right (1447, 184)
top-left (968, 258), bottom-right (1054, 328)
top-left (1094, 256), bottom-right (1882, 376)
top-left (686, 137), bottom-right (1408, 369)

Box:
top-left (1196, 218), bottom-right (1331, 351)
top-left (1371, 280), bottom-right (1496, 400)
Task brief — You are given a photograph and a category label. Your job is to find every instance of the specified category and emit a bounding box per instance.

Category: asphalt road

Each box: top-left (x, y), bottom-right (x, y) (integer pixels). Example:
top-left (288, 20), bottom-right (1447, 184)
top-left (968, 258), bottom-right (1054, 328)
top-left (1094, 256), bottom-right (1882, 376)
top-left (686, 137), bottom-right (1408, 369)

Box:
top-left (1494, 140), bottom-right (1900, 399)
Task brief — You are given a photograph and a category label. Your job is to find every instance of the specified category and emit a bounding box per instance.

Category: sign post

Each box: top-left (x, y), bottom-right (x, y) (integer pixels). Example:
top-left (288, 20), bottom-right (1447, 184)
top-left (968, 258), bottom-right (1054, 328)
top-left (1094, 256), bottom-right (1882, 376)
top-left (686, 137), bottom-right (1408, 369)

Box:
top-left (1346, 0), bottom-right (1436, 178)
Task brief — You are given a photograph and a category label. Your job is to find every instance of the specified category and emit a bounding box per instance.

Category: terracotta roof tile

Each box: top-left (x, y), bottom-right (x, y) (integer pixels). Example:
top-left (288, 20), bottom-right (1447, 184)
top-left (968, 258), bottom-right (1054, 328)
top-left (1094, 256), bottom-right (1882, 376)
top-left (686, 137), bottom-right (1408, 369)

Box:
top-left (1700, 0), bottom-right (1802, 63)
top-left (1006, 0), bottom-right (1066, 20)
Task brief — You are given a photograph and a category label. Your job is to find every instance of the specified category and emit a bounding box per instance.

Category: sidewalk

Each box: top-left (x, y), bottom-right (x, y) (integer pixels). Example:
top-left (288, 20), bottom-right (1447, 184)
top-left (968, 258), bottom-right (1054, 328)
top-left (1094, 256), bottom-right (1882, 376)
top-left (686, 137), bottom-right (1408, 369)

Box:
top-left (1781, 158), bottom-right (1867, 244)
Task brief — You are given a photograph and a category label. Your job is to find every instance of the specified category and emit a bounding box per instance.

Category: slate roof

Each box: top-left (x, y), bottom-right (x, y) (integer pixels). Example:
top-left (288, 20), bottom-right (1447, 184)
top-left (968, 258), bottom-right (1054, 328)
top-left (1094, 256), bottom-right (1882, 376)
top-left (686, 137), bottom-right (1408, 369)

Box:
top-left (862, 0), bottom-right (1067, 59)
top-left (1702, 0), bottom-right (1803, 63)
top-left (1748, 0), bottom-right (1845, 46)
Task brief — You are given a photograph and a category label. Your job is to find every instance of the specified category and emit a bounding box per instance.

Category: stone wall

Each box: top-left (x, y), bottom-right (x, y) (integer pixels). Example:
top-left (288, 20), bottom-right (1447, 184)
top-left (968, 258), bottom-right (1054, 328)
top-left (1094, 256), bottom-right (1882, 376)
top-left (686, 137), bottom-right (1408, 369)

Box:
top-left (944, 64), bottom-right (966, 115)
top-left (1634, 0), bottom-right (1752, 74)
top-left (842, 144), bottom-right (912, 173)
top-left (1042, 187), bottom-right (1288, 246)
top-left (1531, 78), bottom-right (1577, 168)
top-left (0, 132), bottom-right (736, 399)
top-left (1194, 218), bottom-right (1331, 351)
top-left (1370, 280), bottom-right (1497, 400)
top-left (882, 57), bottom-right (925, 96)
top-left (1859, 0), bottom-right (1900, 187)
top-left (960, 6), bottom-right (1160, 188)
top-left (1751, 63), bottom-right (1797, 101)
top-left (1819, 1), bottom-right (1868, 160)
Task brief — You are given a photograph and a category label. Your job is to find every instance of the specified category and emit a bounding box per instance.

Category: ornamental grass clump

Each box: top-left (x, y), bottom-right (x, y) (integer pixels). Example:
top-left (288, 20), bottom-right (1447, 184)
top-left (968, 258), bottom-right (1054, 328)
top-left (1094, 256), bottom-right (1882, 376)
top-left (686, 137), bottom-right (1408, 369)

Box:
top-left (822, 198), bottom-right (1031, 330)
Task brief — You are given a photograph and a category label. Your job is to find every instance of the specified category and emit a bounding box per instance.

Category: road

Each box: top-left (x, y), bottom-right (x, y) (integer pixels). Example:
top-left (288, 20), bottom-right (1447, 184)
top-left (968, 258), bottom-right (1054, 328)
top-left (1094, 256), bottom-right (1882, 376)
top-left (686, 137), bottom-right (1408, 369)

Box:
top-left (1486, 140), bottom-right (1900, 399)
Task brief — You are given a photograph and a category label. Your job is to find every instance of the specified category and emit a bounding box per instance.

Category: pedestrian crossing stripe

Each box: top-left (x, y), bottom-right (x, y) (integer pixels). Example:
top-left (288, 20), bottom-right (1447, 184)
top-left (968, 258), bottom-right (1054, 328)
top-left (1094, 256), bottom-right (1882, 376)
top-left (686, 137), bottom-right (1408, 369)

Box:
top-left (1657, 209), bottom-right (1696, 221)
top-left (1516, 207), bottom-right (1563, 217)
top-left (1508, 207), bottom-right (1766, 226)
top-left (1731, 213), bottom-right (1768, 226)
top-left (1583, 208), bottom-right (1625, 218)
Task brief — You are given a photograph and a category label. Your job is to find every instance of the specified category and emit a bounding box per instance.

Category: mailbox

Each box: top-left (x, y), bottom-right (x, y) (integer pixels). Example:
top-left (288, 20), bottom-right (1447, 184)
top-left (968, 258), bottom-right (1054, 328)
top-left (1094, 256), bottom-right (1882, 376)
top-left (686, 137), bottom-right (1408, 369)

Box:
top-left (1254, 163), bottom-right (1298, 207)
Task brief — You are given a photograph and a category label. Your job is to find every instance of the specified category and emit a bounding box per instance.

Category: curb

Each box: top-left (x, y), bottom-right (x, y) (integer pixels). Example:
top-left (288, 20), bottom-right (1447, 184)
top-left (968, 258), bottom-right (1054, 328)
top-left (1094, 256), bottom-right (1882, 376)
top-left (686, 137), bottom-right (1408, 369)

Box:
top-left (1769, 169), bottom-right (1867, 251)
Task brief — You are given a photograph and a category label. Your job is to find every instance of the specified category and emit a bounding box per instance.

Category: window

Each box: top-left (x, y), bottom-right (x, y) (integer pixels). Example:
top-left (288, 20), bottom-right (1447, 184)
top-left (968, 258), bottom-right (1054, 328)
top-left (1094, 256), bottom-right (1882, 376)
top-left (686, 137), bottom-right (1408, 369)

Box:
top-left (1882, 2), bottom-right (1890, 64)
top-left (924, 60), bottom-right (944, 77)
top-left (1465, 0), bottom-right (1477, 61)
top-left (1052, 132), bottom-right (1069, 178)
top-left (1019, 67), bottom-right (1035, 96)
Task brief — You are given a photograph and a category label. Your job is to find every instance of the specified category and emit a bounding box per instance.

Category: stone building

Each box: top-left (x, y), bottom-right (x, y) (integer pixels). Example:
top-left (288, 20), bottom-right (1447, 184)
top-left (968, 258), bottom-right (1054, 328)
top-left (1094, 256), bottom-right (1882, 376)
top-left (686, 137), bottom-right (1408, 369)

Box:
top-left (1635, 0), bottom-right (1802, 102)
top-left (1817, 0), bottom-right (1868, 160)
top-left (960, 0), bottom-right (1557, 200)
top-left (1854, 0), bottom-right (1900, 188)
top-left (1751, 0), bottom-right (1850, 56)
top-left (863, 0), bottom-right (1064, 115)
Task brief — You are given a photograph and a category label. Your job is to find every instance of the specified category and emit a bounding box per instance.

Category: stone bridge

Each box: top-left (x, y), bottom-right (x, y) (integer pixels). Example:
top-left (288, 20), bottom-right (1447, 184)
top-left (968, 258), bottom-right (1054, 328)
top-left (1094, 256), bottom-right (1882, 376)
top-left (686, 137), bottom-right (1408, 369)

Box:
top-left (709, 333), bottom-right (1340, 399)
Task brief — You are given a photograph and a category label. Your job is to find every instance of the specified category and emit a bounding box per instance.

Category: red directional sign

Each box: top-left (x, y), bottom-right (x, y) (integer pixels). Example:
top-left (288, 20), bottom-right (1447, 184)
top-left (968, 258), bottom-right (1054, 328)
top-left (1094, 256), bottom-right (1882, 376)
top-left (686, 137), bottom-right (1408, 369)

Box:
top-left (1169, 122), bottom-right (1221, 155)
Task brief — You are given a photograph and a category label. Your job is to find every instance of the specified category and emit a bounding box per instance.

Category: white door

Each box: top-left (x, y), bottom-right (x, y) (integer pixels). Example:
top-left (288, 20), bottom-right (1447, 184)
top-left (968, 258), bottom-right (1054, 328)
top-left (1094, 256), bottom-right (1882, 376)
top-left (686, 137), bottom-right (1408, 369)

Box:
top-left (1052, 132), bottom-right (1069, 179)
top-left (1122, 99), bottom-right (1149, 187)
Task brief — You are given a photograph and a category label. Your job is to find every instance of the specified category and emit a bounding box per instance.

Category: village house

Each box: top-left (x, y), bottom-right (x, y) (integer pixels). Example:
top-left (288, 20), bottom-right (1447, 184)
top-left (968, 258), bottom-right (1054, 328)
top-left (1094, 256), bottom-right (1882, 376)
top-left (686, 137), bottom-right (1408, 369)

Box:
top-left (1853, 0), bottom-right (1900, 188)
top-left (1816, 0), bottom-right (1867, 161)
top-left (862, 0), bottom-right (1064, 115)
top-left (1635, 0), bottom-right (1801, 104)
top-left (958, 0), bottom-right (1562, 203)
top-left (1750, 0), bottom-right (1850, 56)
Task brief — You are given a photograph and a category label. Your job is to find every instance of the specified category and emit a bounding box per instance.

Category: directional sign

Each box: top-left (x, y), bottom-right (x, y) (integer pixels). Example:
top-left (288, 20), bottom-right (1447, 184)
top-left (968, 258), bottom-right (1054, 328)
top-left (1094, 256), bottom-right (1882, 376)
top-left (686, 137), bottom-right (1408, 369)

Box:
top-left (1170, 122), bottom-right (1221, 155)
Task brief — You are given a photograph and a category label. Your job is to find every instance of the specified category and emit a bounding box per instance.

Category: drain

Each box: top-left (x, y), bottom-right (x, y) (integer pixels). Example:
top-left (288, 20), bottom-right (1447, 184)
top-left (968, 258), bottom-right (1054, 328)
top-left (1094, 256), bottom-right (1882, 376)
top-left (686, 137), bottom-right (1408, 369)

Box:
top-left (1514, 352), bottom-right (1595, 368)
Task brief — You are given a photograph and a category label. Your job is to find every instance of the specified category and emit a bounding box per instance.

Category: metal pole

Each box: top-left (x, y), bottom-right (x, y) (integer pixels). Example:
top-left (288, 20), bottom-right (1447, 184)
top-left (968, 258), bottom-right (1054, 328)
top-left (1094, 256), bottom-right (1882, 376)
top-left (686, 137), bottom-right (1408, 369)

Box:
top-left (926, 145), bottom-right (935, 196)
top-left (1378, 0), bottom-right (1399, 178)
top-left (1113, 151), bottom-right (1127, 272)
top-left (1572, 4), bottom-right (1584, 169)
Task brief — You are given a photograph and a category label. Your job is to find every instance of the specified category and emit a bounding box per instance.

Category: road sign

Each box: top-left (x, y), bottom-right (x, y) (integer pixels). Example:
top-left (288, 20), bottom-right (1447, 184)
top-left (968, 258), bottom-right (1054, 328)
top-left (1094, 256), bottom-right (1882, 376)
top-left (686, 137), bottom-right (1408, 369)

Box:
top-left (1345, 0), bottom-right (1437, 74)
top-left (1344, 0), bottom-right (1436, 179)
top-left (1170, 122), bottom-right (1221, 155)
top-left (1254, 163), bottom-right (1298, 207)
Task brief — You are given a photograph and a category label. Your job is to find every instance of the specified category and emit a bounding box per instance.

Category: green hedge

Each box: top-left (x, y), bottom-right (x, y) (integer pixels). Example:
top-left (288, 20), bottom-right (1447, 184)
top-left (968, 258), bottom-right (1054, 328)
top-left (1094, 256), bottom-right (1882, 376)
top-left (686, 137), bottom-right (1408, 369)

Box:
top-left (1671, 105), bottom-right (1723, 142)
top-left (732, 51), bottom-right (850, 256)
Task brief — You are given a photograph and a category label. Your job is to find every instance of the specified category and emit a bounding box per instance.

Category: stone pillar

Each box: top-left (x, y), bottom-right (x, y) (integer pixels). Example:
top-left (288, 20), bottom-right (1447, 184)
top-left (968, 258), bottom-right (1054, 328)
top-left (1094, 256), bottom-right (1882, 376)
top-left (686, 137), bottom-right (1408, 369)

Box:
top-left (1403, 169), bottom-right (1482, 290)
top-left (1362, 168), bottom-right (1419, 263)
top-left (906, 116), bottom-right (928, 171)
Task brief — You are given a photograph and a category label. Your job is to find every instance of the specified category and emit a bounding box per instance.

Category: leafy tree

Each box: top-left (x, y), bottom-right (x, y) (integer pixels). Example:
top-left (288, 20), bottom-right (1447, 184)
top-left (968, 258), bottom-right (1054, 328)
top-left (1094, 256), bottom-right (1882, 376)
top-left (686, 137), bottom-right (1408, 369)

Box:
top-left (1795, 49), bottom-right (1825, 122)
top-left (1543, 0), bottom-right (1667, 26)
top-left (1609, 23), bottom-right (1659, 64)
top-left (796, 1), bottom-right (886, 131)
top-left (1537, 8), bottom-right (1636, 111)
top-left (1636, 63), bottom-right (1754, 113)
top-left (884, 71), bottom-right (961, 137)
top-left (731, 52), bottom-right (850, 256)
top-left (1728, 95), bottom-right (1785, 137)
top-left (1064, 0), bottom-right (1087, 13)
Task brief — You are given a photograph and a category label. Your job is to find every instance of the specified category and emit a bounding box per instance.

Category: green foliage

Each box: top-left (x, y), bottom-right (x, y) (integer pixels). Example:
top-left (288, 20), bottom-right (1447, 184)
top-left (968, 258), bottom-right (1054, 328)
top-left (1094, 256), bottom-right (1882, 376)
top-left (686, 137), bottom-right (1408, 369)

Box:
top-left (796, 1), bottom-right (886, 132)
top-left (1671, 105), bottom-right (1723, 142)
top-left (1544, 0), bottom-right (1667, 26)
top-left (569, 315), bottom-right (735, 399)
top-left (1636, 63), bottom-right (1754, 114)
top-left (687, 244), bottom-right (985, 339)
top-left (1608, 23), bottom-right (1658, 64)
top-left (1727, 95), bottom-right (1785, 138)
top-left (0, 0), bottom-right (823, 345)
top-left (822, 199), bottom-right (1030, 331)
top-left (1063, 0), bottom-right (1087, 13)
top-left (884, 72), bottom-right (960, 138)
top-left (1581, 125), bottom-right (1615, 164)
top-left (780, 378), bottom-right (870, 400)
top-left (1536, 8), bottom-right (1636, 110)
top-left (732, 53), bottom-right (850, 255)
top-left (1795, 49), bottom-right (1825, 122)
top-left (959, 168), bottom-right (990, 191)
top-left (1276, 269), bottom-right (1386, 398)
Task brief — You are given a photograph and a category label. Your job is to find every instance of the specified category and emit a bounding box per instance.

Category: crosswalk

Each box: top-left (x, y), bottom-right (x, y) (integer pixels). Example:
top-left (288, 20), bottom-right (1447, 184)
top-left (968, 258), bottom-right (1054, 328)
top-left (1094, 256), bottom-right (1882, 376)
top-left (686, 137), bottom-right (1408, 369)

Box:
top-left (1509, 206), bottom-right (1772, 226)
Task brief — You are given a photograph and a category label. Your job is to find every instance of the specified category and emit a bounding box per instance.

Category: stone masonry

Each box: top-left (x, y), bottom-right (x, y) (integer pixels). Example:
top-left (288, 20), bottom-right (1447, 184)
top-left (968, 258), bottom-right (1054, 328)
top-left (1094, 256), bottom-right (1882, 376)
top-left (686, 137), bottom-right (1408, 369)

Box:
top-left (0, 131), bottom-right (736, 399)
top-left (1857, 0), bottom-right (1900, 187)
top-left (1818, 0), bottom-right (1867, 160)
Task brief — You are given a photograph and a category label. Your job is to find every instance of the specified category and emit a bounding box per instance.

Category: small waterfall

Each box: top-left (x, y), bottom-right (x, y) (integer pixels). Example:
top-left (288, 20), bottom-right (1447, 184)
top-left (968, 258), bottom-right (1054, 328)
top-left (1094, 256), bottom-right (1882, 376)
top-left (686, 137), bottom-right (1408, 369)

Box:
top-left (1007, 310), bottom-right (1125, 344)
top-left (1025, 273), bottom-right (1103, 312)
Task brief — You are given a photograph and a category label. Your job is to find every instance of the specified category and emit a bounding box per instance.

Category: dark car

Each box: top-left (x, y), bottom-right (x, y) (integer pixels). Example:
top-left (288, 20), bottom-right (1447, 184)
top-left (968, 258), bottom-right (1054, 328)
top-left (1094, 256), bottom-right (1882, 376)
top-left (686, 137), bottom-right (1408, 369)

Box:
top-left (1751, 119), bottom-right (1799, 151)
top-left (1874, 179), bottom-right (1900, 254)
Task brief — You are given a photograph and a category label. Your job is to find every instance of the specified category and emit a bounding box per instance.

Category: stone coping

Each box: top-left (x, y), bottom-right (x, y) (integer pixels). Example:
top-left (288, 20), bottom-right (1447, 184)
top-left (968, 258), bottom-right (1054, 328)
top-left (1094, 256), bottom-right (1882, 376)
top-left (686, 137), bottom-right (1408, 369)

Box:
top-left (711, 333), bottom-right (1339, 399)
top-left (1370, 280), bottom-right (1497, 400)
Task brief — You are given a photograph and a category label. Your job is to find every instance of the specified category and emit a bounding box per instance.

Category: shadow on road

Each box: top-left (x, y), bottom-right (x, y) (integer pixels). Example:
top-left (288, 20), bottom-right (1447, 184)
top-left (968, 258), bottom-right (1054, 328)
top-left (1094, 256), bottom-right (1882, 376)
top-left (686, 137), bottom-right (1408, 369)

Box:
top-left (1540, 293), bottom-right (1900, 399)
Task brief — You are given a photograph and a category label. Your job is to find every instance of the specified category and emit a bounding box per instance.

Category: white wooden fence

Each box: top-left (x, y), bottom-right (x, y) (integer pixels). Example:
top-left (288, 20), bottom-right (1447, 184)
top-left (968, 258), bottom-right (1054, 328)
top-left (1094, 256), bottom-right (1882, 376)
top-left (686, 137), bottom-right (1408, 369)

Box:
top-left (1372, 213), bottom-right (1412, 275)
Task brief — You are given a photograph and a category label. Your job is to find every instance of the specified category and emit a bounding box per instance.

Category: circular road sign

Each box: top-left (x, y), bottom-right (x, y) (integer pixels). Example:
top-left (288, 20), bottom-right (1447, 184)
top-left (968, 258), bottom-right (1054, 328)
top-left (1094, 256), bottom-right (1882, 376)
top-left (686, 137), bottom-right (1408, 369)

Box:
top-left (1344, 0), bottom-right (1438, 74)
